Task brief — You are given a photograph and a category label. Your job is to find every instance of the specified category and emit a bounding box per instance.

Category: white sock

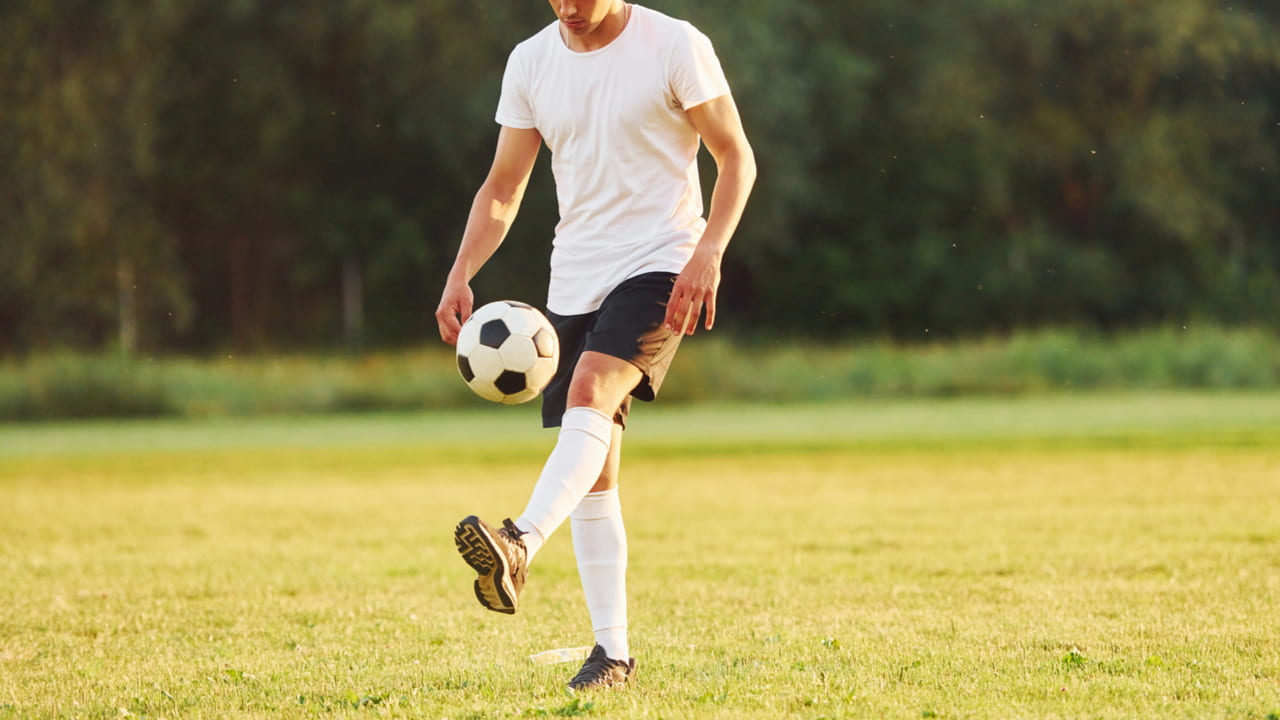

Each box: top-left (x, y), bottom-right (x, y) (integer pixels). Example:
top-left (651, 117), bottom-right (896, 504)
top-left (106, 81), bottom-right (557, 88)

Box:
top-left (571, 488), bottom-right (629, 660)
top-left (514, 406), bottom-right (614, 562)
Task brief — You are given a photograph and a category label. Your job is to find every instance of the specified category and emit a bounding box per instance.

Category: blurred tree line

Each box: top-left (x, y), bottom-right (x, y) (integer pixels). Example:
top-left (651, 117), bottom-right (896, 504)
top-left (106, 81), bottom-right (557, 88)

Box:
top-left (2, 0), bottom-right (1277, 354)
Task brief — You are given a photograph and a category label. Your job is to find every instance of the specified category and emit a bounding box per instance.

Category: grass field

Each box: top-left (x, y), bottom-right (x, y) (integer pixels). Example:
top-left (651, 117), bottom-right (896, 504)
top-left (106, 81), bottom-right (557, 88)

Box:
top-left (2, 394), bottom-right (1279, 719)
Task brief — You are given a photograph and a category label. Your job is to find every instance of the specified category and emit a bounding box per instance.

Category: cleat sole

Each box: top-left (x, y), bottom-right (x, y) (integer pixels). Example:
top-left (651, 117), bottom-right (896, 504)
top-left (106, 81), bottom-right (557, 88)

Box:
top-left (454, 516), bottom-right (517, 614)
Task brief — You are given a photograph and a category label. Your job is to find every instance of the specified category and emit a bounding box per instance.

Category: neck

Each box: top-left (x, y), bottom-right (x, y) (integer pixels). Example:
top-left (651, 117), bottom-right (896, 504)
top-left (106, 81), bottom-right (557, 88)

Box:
top-left (562, 2), bottom-right (630, 53)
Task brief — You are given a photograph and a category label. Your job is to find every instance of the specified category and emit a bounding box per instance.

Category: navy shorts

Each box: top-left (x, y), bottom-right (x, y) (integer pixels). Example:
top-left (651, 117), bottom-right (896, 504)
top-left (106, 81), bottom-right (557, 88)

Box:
top-left (541, 272), bottom-right (682, 429)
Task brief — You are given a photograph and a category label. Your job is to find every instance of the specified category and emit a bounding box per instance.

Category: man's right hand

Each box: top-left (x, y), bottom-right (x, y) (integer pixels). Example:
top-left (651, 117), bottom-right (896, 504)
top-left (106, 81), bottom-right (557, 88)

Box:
top-left (435, 281), bottom-right (474, 345)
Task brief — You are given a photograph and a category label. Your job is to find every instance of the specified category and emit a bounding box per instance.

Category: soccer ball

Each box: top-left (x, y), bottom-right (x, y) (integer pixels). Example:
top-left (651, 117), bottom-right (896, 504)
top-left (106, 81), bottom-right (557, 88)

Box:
top-left (456, 300), bottom-right (559, 404)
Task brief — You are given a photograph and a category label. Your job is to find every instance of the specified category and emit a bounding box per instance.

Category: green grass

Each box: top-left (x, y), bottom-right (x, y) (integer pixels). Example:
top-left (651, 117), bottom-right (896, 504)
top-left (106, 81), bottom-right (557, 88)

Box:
top-left (2, 395), bottom-right (1279, 719)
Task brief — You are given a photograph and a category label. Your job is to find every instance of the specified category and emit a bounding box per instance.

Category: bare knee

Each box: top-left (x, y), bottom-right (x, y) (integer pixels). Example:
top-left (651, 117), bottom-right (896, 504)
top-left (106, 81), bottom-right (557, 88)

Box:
top-left (565, 352), bottom-right (641, 414)
top-left (565, 374), bottom-right (604, 410)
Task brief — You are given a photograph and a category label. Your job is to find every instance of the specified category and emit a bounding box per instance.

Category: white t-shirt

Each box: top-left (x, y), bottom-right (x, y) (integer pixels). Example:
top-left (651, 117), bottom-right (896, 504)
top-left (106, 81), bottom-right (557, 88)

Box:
top-left (495, 5), bottom-right (732, 315)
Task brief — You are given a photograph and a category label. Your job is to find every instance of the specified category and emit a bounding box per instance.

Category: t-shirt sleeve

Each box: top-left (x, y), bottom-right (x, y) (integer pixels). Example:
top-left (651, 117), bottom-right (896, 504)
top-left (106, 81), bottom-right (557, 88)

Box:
top-left (494, 47), bottom-right (536, 129)
top-left (669, 23), bottom-right (732, 111)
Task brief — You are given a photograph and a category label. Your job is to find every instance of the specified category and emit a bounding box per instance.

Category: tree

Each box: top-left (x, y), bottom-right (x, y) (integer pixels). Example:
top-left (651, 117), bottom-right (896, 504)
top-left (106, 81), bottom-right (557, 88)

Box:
top-left (0, 1), bottom-right (190, 352)
top-left (1, 0), bottom-right (1277, 354)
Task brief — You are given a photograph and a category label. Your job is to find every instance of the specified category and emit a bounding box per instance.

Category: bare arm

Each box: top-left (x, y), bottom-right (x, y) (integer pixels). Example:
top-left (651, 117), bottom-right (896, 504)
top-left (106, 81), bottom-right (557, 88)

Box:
top-left (665, 94), bottom-right (757, 335)
top-left (435, 126), bottom-right (543, 345)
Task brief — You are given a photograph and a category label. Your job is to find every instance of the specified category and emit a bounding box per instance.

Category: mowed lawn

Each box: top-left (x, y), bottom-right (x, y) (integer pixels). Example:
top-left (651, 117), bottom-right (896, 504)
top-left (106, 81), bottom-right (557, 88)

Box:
top-left (2, 394), bottom-right (1279, 719)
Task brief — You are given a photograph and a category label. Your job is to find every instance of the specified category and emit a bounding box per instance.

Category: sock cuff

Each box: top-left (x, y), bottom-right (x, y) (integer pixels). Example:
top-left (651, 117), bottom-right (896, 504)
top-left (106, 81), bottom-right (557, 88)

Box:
top-left (513, 517), bottom-right (545, 542)
top-left (561, 406), bottom-right (614, 447)
top-left (570, 488), bottom-right (621, 521)
top-left (592, 615), bottom-right (629, 634)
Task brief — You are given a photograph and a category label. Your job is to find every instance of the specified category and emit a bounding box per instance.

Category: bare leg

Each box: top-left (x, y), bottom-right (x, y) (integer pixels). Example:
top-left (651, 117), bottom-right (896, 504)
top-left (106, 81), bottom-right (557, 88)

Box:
top-left (565, 351), bottom-right (643, 419)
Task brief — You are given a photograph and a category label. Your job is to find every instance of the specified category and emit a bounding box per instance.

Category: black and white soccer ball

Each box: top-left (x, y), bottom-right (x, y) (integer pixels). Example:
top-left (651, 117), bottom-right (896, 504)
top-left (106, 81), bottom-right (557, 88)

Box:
top-left (455, 300), bottom-right (559, 404)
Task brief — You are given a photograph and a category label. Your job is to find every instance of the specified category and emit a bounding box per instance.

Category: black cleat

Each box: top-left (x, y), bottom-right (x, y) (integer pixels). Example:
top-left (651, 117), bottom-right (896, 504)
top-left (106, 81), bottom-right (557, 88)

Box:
top-left (566, 644), bottom-right (636, 691)
top-left (454, 516), bottom-right (528, 614)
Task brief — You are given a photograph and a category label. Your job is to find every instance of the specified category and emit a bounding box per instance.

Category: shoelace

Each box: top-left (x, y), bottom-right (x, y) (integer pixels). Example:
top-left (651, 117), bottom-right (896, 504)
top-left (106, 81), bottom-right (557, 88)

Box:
top-left (500, 519), bottom-right (527, 543)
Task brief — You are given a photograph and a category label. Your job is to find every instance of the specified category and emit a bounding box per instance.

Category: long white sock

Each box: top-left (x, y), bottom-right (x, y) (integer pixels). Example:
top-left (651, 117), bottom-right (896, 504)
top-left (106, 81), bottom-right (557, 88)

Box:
top-left (571, 488), bottom-right (629, 661)
top-left (514, 406), bottom-right (614, 562)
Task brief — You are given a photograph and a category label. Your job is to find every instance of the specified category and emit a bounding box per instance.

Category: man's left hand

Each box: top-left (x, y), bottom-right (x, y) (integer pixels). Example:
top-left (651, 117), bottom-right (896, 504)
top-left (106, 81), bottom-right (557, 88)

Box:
top-left (664, 247), bottom-right (722, 335)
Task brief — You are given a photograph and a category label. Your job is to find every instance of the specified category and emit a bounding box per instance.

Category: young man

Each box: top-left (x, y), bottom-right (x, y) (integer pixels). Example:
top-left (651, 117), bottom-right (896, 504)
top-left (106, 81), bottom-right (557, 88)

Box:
top-left (434, 0), bottom-right (755, 690)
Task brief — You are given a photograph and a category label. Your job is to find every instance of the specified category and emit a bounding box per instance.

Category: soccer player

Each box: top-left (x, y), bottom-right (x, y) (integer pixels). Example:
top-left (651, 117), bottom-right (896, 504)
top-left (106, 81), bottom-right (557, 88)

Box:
top-left (434, 0), bottom-right (755, 690)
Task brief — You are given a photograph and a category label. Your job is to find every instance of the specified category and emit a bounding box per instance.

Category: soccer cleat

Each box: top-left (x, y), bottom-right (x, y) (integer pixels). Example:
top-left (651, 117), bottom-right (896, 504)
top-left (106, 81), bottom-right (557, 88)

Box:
top-left (566, 644), bottom-right (636, 691)
top-left (454, 516), bottom-right (528, 614)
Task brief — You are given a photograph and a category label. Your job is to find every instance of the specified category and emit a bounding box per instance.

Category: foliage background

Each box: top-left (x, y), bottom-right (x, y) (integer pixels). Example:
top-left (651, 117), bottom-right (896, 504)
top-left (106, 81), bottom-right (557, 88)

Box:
top-left (2, 0), bottom-right (1278, 354)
